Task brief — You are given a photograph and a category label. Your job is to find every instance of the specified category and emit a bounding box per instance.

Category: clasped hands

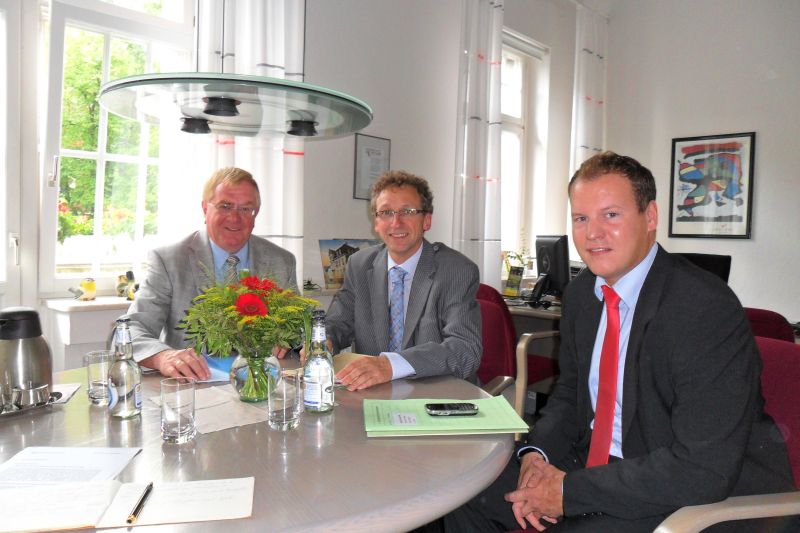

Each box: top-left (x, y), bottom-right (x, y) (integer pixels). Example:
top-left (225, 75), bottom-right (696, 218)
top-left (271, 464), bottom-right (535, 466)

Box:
top-left (505, 452), bottom-right (566, 531)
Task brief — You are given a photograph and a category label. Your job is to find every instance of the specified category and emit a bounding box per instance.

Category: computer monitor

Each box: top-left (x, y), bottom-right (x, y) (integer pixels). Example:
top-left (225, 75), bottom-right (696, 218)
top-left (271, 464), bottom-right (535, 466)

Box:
top-left (531, 235), bottom-right (571, 307)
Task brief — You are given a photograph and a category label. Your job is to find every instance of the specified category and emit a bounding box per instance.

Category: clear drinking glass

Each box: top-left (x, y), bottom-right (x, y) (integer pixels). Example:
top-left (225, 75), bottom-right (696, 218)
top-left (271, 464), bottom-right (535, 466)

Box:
top-left (268, 369), bottom-right (302, 431)
top-left (83, 350), bottom-right (113, 405)
top-left (160, 377), bottom-right (196, 444)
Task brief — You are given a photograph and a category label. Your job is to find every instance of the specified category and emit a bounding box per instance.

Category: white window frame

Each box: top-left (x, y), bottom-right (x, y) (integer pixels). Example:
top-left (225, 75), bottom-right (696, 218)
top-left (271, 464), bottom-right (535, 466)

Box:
top-left (500, 28), bottom-right (550, 258)
top-left (0, 0), bottom-right (21, 307)
top-left (40, 0), bottom-right (193, 296)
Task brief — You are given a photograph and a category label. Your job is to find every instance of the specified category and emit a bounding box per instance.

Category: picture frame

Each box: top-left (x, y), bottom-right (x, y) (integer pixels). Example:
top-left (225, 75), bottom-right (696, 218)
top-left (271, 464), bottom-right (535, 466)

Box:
top-left (668, 132), bottom-right (755, 239)
top-left (319, 238), bottom-right (381, 290)
top-left (353, 133), bottom-right (390, 200)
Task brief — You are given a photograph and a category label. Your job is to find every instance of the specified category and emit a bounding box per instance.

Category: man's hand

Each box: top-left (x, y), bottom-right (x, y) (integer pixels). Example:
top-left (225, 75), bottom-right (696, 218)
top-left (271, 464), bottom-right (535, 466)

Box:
top-left (336, 355), bottom-right (392, 391)
top-left (506, 458), bottom-right (566, 530)
top-left (142, 348), bottom-right (210, 380)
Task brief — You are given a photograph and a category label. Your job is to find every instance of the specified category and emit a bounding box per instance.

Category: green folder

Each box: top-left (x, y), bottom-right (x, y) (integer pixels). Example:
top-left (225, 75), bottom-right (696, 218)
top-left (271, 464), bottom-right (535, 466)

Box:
top-left (363, 396), bottom-right (528, 437)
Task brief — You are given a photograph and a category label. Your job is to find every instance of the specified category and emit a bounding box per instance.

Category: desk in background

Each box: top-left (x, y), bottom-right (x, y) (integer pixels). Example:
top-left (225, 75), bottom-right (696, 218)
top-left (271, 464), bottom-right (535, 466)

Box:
top-left (0, 369), bottom-right (513, 532)
top-left (507, 302), bottom-right (562, 399)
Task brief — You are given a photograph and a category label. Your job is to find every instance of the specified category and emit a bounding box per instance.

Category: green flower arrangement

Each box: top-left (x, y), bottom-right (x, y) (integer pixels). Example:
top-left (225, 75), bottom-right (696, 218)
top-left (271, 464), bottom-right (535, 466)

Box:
top-left (180, 273), bottom-right (318, 401)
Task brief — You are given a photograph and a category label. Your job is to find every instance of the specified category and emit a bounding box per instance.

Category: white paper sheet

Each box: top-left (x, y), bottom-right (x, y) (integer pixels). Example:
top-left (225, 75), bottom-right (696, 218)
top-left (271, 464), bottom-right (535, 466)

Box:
top-left (97, 477), bottom-right (254, 527)
top-left (0, 477), bottom-right (254, 532)
top-left (0, 446), bottom-right (141, 489)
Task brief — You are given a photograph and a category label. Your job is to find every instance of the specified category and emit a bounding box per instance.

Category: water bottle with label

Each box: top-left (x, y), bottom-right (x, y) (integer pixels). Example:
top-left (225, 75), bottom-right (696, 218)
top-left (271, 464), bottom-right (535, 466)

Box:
top-left (108, 317), bottom-right (142, 418)
top-left (303, 310), bottom-right (334, 413)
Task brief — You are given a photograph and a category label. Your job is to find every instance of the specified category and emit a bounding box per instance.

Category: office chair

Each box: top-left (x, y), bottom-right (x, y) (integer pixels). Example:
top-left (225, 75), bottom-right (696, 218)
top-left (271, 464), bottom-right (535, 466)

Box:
top-left (674, 252), bottom-right (732, 283)
top-left (654, 336), bottom-right (800, 533)
top-left (476, 284), bottom-right (559, 416)
top-left (744, 307), bottom-right (795, 343)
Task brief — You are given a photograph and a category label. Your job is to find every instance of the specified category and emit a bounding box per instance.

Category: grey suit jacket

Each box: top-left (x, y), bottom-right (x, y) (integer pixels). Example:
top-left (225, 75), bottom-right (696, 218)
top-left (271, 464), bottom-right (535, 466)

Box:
top-left (530, 245), bottom-right (794, 520)
top-left (326, 240), bottom-right (482, 380)
top-left (125, 229), bottom-right (297, 361)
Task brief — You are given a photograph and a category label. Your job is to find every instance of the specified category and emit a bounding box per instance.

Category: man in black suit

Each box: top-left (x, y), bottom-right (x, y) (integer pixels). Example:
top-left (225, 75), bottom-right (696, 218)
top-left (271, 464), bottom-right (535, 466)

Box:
top-left (440, 152), bottom-right (794, 531)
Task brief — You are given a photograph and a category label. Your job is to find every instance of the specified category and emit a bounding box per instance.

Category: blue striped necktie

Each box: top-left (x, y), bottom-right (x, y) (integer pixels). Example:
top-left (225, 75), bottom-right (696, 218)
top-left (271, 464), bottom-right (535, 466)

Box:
top-left (388, 266), bottom-right (407, 352)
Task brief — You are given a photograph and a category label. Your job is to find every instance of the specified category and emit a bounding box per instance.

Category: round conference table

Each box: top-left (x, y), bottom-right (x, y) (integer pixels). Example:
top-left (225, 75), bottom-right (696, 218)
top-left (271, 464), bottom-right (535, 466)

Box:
top-left (0, 367), bottom-right (513, 532)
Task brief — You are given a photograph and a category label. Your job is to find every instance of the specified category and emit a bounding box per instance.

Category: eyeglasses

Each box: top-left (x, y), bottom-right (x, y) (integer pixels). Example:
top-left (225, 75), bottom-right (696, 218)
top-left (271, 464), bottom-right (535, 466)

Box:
top-left (374, 208), bottom-right (428, 221)
top-left (208, 202), bottom-right (257, 217)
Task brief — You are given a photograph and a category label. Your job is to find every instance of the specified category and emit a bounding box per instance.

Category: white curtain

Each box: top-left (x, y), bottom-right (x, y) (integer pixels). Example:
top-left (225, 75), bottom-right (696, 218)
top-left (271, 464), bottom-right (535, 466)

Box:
top-left (164, 0), bottom-right (306, 284)
top-left (570, 4), bottom-right (607, 173)
top-left (452, 0), bottom-right (504, 290)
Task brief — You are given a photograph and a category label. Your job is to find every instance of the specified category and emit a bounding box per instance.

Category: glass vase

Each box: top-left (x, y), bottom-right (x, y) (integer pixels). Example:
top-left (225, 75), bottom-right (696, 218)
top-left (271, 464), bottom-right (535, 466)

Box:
top-left (230, 353), bottom-right (281, 402)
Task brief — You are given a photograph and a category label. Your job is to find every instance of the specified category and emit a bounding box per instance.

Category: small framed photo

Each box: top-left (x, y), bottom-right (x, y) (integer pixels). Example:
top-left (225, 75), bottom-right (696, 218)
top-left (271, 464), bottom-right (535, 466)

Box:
top-left (668, 132), bottom-right (755, 239)
top-left (353, 133), bottom-right (390, 200)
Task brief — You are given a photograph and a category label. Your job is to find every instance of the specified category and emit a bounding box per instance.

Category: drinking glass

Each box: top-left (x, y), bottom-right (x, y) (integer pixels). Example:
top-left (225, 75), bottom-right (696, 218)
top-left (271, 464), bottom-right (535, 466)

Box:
top-left (83, 350), bottom-right (113, 405)
top-left (268, 369), bottom-right (302, 431)
top-left (160, 377), bottom-right (196, 444)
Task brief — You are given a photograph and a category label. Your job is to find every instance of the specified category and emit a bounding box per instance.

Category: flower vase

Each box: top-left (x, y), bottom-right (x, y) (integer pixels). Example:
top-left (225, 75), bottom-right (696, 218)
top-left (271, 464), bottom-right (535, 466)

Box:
top-left (230, 354), bottom-right (281, 402)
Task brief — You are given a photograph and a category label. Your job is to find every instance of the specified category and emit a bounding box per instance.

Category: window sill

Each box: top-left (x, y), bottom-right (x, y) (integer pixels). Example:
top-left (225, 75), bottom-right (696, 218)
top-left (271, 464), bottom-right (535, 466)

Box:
top-left (44, 296), bottom-right (132, 313)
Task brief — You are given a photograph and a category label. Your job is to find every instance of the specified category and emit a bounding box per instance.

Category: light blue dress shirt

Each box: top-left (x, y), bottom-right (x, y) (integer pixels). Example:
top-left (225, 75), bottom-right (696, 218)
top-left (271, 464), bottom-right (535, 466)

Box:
top-left (381, 244), bottom-right (424, 379)
top-left (517, 243), bottom-right (658, 463)
top-left (589, 243), bottom-right (658, 458)
top-left (209, 240), bottom-right (250, 282)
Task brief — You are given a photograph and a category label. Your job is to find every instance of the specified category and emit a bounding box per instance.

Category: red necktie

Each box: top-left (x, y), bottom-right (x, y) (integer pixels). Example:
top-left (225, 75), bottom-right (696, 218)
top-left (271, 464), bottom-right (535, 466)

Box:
top-left (586, 285), bottom-right (621, 468)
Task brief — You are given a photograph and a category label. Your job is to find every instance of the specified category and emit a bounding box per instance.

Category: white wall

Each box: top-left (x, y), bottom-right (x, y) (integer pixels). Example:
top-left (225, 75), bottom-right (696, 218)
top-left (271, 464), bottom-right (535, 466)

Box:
top-left (605, 0), bottom-right (800, 320)
top-left (302, 0), bottom-right (581, 288)
top-left (302, 0), bottom-right (463, 287)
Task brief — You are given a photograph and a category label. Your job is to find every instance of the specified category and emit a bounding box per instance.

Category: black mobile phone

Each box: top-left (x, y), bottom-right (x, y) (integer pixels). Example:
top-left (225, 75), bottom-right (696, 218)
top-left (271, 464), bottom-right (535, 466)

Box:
top-left (424, 402), bottom-right (479, 416)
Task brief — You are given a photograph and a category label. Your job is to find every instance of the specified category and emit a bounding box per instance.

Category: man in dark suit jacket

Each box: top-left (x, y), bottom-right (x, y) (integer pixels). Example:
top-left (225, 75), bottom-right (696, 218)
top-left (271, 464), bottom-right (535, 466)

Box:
top-left (126, 167), bottom-right (296, 380)
top-left (327, 170), bottom-right (481, 390)
top-left (440, 152), bottom-right (794, 531)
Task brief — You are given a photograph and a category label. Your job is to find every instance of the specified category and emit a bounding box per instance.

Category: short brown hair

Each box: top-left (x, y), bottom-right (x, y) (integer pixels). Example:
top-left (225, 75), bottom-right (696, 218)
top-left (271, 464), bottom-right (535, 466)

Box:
top-left (202, 167), bottom-right (261, 207)
top-left (370, 170), bottom-right (434, 214)
top-left (568, 151), bottom-right (656, 212)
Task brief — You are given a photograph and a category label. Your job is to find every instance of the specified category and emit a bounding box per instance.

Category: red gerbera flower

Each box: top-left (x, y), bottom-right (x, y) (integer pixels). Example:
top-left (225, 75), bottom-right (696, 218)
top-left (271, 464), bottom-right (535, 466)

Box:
top-left (235, 293), bottom-right (268, 316)
top-left (241, 276), bottom-right (277, 292)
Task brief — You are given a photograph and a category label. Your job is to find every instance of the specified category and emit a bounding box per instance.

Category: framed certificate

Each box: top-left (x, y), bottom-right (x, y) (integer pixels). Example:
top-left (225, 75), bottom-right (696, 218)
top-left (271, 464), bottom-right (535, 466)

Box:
top-left (353, 134), bottom-right (391, 200)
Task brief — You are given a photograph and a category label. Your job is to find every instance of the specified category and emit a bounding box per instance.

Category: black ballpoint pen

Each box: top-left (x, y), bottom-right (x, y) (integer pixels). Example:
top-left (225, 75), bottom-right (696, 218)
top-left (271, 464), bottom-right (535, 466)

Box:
top-left (126, 481), bottom-right (154, 524)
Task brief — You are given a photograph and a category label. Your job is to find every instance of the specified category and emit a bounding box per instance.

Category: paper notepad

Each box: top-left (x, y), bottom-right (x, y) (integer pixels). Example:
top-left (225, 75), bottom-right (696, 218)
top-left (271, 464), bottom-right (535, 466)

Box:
top-left (363, 396), bottom-right (528, 437)
top-left (0, 477), bottom-right (254, 532)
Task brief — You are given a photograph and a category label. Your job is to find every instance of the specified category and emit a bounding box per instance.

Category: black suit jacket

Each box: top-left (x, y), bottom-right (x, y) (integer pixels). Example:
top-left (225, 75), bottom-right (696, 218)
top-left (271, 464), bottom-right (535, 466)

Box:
top-left (529, 245), bottom-right (794, 520)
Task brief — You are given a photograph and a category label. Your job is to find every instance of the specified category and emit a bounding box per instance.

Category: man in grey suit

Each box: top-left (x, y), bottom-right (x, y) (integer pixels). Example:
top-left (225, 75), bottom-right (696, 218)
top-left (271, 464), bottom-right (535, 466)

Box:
top-left (126, 167), bottom-right (297, 380)
top-left (327, 170), bottom-right (481, 391)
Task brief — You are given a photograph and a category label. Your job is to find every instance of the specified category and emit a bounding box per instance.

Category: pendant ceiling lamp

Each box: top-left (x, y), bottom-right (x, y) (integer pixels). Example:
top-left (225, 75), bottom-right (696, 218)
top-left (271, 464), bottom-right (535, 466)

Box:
top-left (98, 2), bottom-right (372, 139)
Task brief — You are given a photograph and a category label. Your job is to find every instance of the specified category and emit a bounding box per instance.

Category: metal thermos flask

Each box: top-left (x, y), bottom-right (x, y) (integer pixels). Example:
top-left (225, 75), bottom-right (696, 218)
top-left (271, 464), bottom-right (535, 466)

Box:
top-left (0, 307), bottom-right (53, 410)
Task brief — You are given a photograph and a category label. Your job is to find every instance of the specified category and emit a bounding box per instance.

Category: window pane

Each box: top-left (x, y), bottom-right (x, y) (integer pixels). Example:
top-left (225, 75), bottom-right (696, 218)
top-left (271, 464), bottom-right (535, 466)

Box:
top-left (58, 157), bottom-right (97, 243)
top-left (61, 27), bottom-right (103, 151)
top-left (148, 123), bottom-right (159, 158)
top-left (501, 50), bottom-right (523, 118)
top-left (103, 161), bottom-right (138, 238)
top-left (106, 38), bottom-right (147, 155)
top-left (501, 130), bottom-right (522, 252)
top-left (56, 158), bottom-right (97, 274)
top-left (145, 165), bottom-right (159, 235)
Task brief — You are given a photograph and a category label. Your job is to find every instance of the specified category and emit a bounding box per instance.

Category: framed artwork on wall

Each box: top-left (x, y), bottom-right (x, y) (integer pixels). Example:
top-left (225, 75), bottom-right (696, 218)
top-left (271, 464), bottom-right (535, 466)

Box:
top-left (668, 132), bottom-right (755, 239)
top-left (353, 134), bottom-right (390, 200)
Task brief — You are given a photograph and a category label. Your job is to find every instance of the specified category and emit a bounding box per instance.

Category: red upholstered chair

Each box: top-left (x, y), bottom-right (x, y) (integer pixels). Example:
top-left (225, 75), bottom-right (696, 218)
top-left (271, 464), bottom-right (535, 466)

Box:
top-left (745, 307), bottom-right (795, 343)
top-left (654, 336), bottom-right (800, 532)
top-left (476, 284), bottom-right (559, 416)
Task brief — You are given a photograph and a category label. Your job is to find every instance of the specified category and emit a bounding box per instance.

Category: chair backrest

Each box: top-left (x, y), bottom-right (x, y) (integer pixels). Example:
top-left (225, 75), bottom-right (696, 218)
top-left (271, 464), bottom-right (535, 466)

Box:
top-left (675, 252), bottom-right (732, 283)
top-left (476, 284), bottom-right (518, 384)
top-left (756, 336), bottom-right (800, 488)
top-left (746, 307), bottom-right (795, 343)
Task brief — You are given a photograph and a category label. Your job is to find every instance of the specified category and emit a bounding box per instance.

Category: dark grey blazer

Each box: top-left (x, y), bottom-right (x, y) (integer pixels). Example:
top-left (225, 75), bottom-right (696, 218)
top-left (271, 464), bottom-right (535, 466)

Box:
top-left (530, 245), bottom-right (794, 519)
top-left (326, 240), bottom-right (482, 380)
top-left (126, 229), bottom-right (297, 361)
